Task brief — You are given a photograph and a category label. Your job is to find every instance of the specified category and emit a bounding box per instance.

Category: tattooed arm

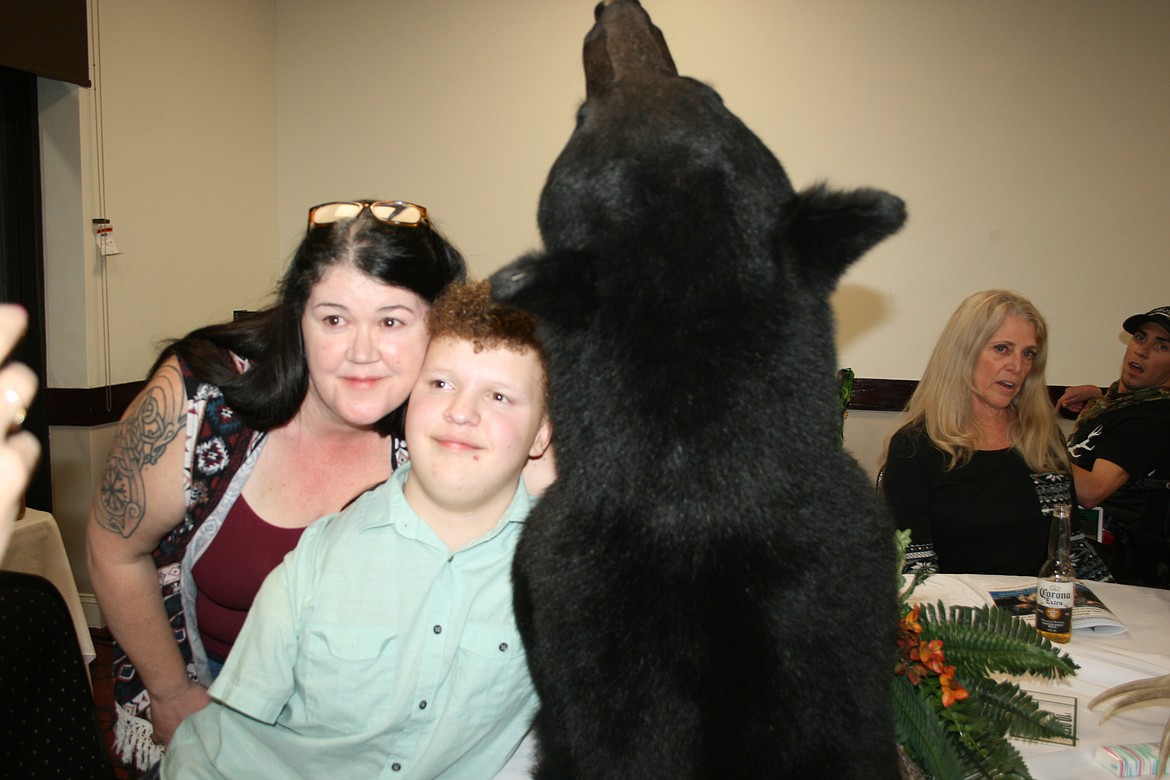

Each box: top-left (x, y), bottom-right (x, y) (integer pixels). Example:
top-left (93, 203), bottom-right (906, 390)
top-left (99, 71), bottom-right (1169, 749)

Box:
top-left (86, 355), bottom-right (212, 743)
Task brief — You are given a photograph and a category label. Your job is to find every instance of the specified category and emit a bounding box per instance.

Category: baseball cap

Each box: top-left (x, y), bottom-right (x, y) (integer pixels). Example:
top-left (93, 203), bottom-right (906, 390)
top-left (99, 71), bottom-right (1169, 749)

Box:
top-left (1122, 306), bottom-right (1170, 334)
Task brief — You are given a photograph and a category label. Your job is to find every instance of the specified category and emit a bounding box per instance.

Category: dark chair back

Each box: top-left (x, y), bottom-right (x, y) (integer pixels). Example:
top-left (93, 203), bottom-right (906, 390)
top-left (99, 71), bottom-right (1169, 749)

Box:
top-left (1101, 459), bottom-right (1170, 588)
top-left (1123, 476), bottom-right (1170, 587)
top-left (0, 570), bottom-right (114, 779)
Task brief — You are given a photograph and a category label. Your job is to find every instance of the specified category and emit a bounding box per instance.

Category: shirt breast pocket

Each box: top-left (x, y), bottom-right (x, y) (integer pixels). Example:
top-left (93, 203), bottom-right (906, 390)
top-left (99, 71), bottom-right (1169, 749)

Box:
top-left (303, 625), bottom-right (399, 732)
top-left (453, 622), bottom-right (533, 727)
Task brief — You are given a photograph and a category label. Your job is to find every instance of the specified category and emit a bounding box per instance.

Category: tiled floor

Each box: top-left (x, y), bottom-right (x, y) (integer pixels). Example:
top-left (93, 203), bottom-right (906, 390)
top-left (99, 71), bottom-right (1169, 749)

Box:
top-left (91, 627), bottom-right (146, 780)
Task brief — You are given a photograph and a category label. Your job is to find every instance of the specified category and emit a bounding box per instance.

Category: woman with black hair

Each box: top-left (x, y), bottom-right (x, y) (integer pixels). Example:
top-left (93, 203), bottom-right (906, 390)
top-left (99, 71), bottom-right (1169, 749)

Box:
top-left (87, 201), bottom-right (466, 768)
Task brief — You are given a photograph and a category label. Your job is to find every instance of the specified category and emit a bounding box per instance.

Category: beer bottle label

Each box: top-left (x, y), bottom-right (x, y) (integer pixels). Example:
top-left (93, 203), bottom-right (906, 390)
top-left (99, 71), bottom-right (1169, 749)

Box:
top-left (1035, 580), bottom-right (1074, 634)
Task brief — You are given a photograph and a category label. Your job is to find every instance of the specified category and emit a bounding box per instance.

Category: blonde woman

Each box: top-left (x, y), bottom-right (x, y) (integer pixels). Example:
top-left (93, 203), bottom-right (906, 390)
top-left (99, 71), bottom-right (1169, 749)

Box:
top-left (880, 290), bottom-right (1111, 579)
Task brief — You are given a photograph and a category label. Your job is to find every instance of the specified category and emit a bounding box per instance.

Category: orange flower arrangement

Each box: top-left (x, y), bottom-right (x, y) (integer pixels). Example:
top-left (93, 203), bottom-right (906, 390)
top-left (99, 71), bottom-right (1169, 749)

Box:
top-left (892, 531), bottom-right (1078, 779)
top-left (895, 605), bottom-right (969, 708)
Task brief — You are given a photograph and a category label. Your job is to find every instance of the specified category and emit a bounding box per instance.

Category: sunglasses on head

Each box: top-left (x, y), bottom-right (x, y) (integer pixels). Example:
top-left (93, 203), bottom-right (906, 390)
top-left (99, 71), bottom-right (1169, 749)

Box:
top-left (306, 201), bottom-right (428, 234)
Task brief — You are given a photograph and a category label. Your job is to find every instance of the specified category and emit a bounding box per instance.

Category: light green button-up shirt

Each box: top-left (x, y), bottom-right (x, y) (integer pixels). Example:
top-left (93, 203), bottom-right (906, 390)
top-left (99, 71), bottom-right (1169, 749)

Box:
top-left (163, 464), bottom-right (537, 779)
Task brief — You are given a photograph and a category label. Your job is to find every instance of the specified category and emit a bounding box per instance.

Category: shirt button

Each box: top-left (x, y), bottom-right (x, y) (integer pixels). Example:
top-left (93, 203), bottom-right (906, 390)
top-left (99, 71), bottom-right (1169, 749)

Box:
top-left (433, 625), bottom-right (442, 634)
top-left (391, 763), bottom-right (402, 772)
top-left (499, 642), bottom-right (509, 652)
top-left (419, 700), bottom-right (428, 710)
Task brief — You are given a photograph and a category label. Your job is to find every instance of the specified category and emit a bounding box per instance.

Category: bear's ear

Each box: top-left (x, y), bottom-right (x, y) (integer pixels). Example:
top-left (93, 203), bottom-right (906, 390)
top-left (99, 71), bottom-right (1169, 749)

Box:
top-left (489, 249), bottom-right (599, 327)
top-left (785, 182), bottom-right (907, 289)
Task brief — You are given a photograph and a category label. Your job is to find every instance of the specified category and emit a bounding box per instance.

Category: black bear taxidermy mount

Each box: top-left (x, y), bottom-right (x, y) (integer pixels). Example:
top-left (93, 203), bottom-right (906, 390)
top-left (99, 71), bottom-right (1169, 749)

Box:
top-left (491, 1), bottom-right (907, 777)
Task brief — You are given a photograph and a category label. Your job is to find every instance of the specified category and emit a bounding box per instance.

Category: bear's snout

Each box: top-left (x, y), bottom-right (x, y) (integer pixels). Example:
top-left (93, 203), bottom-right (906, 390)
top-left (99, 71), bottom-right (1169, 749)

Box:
top-left (584, 0), bottom-right (677, 97)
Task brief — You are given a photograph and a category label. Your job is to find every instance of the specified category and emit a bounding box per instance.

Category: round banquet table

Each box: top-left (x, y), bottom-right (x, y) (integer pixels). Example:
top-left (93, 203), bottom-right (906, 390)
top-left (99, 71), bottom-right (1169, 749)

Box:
top-left (910, 573), bottom-right (1170, 779)
top-left (493, 573), bottom-right (1170, 780)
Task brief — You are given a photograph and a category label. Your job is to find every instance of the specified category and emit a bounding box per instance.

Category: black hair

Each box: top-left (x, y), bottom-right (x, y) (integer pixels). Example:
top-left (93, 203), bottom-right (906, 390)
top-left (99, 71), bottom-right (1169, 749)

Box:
top-left (153, 209), bottom-right (467, 436)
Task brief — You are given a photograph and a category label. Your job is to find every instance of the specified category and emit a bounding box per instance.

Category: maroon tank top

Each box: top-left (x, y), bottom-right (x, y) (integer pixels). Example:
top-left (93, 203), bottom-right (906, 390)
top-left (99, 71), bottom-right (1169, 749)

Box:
top-left (192, 495), bottom-right (306, 660)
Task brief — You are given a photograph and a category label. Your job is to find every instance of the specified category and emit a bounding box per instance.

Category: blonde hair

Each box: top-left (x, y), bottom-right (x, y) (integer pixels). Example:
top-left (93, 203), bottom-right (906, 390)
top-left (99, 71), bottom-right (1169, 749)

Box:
top-left (885, 289), bottom-right (1067, 473)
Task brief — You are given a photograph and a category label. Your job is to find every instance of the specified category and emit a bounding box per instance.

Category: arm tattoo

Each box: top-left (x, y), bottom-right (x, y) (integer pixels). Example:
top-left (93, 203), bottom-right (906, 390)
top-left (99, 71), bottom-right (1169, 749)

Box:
top-left (95, 364), bottom-right (185, 538)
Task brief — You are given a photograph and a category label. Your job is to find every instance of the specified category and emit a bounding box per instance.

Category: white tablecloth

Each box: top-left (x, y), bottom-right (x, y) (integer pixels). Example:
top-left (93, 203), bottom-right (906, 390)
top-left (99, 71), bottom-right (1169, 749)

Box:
top-left (913, 573), bottom-right (1170, 779)
top-left (3, 507), bottom-right (97, 665)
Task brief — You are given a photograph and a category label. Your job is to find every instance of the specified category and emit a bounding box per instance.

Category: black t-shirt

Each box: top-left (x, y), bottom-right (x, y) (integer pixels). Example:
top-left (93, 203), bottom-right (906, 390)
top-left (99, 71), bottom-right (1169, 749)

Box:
top-left (882, 427), bottom-right (1067, 575)
top-left (1067, 397), bottom-right (1170, 509)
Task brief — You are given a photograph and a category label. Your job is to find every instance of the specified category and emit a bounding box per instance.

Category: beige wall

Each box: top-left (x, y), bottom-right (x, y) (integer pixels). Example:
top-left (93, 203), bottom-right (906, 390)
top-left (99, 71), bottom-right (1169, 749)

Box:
top-left (37, 0), bottom-right (1170, 603)
top-left (269, 0), bottom-right (1169, 479)
top-left (39, 0), bottom-right (279, 601)
top-left (274, 0), bottom-right (1170, 385)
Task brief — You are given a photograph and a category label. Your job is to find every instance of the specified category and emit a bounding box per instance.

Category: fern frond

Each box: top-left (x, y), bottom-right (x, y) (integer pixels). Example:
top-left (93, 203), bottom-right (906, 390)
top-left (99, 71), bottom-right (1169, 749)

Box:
top-left (918, 603), bottom-right (1078, 680)
top-left (929, 701), bottom-right (1033, 779)
top-left (954, 723), bottom-right (1033, 780)
top-left (893, 675), bottom-right (965, 780)
top-left (964, 678), bottom-right (1073, 743)
top-left (897, 546), bottom-right (931, 609)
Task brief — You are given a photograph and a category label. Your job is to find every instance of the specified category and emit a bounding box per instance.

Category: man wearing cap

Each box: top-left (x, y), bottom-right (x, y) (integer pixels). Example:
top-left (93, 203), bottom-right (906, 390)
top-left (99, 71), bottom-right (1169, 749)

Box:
top-left (1058, 306), bottom-right (1170, 510)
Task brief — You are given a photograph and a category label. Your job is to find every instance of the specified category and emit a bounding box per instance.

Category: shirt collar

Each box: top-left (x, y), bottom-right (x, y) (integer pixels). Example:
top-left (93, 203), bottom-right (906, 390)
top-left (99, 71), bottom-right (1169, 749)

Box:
top-left (360, 462), bottom-right (533, 547)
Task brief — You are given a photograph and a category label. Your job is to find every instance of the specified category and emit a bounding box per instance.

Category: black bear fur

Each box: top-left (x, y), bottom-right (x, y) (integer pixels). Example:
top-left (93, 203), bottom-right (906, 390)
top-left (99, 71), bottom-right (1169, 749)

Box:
top-left (490, 2), bottom-right (907, 777)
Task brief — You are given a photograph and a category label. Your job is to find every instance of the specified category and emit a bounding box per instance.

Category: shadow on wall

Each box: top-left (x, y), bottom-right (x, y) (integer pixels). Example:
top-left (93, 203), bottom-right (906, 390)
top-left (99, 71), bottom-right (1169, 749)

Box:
top-left (843, 409), bottom-right (905, 482)
top-left (832, 284), bottom-right (889, 351)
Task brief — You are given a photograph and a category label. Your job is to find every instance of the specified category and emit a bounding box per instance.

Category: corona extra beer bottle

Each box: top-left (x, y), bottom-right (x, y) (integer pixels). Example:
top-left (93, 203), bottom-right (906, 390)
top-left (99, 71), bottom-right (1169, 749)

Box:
top-left (1035, 504), bottom-right (1075, 643)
